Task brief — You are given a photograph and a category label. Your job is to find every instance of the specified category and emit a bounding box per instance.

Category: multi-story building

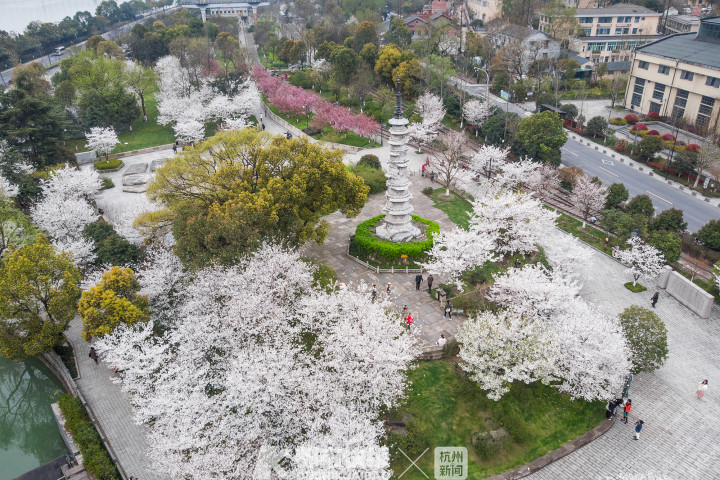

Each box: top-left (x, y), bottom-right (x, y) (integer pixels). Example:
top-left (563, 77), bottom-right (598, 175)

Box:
top-left (624, 17), bottom-right (720, 134)
top-left (569, 34), bottom-right (663, 64)
top-left (467, 0), bottom-right (502, 24)
top-left (490, 24), bottom-right (561, 75)
top-left (660, 14), bottom-right (701, 34)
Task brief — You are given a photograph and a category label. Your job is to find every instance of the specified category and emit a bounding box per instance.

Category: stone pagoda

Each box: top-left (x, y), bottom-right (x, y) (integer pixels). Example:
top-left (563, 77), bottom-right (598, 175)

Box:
top-left (375, 79), bottom-right (421, 242)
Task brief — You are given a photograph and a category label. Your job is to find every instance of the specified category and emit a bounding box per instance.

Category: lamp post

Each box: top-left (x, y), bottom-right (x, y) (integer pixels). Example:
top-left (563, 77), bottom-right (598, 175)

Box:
top-left (473, 66), bottom-right (491, 105)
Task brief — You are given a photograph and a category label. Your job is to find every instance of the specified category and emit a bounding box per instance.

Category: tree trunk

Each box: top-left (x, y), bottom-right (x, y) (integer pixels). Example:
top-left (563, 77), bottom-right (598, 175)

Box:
top-left (693, 169), bottom-right (702, 189)
top-left (140, 93), bottom-right (148, 122)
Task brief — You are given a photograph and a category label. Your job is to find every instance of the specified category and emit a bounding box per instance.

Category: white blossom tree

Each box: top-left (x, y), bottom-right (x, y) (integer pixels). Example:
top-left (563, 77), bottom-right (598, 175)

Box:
top-left (571, 175), bottom-right (607, 225)
top-left (421, 227), bottom-right (497, 290)
top-left (469, 145), bottom-right (508, 181)
top-left (85, 127), bottom-right (119, 161)
top-left (613, 236), bottom-right (665, 287)
top-left (494, 156), bottom-right (538, 189)
top-left (527, 164), bottom-right (560, 201)
top-left (94, 244), bottom-right (419, 479)
top-left (173, 119), bottom-right (206, 144)
top-left (31, 165), bottom-right (101, 266)
top-left (457, 308), bottom-right (558, 400)
top-left (472, 187), bottom-right (559, 256)
top-left (431, 130), bottom-right (470, 196)
top-left (407, 92), bottom-right (445, 144)
top-left (540, 230), bottom-right (590, 279)
top-left (462, 98), bottom-right (492, 135)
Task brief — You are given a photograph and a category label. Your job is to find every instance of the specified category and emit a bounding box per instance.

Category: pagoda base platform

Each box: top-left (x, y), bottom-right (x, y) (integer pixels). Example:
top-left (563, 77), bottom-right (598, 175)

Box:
top-left (375, 222), bottom-right (421, 242)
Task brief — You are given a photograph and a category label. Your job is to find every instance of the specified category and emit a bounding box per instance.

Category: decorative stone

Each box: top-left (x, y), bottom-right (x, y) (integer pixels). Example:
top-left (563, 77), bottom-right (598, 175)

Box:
top-left (376, 78), bottom-right (421, 242)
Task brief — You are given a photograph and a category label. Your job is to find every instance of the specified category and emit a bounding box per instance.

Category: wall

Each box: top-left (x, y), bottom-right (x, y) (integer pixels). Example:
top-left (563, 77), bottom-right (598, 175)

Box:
top-left (660, 270), bottom-right (714, 318)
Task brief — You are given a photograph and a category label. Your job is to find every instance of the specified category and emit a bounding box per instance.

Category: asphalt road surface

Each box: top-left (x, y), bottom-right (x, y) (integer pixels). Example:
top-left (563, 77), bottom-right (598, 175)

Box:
top-left (561, 135), bottom-right (720, 232)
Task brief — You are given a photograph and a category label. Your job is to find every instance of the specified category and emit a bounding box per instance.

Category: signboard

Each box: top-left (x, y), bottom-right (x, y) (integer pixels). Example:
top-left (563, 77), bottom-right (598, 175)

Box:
top-left (500, 90), bottom-right (510, 101)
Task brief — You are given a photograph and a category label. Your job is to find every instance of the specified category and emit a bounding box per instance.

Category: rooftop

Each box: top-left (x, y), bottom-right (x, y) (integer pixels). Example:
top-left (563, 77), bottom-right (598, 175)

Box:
top-left (575, 4), bottom-right (660, 16)
top-left (637, 31), bottom-right (720, 69)
top-left (667, 14), bottom-right (701, 25)
top-left (495, 23), bottom-right (544, 40)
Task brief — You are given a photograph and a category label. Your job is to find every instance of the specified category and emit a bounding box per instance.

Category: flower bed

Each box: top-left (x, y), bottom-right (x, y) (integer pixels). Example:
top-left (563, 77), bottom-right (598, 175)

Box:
top-left (624, 114), bottom-right (639, 124)
top-left (610, 117), bottom-right (627, 126)
top-left (353, 214), bottom-right (439, 262)
top-left (630, 123), bottom-right (647, 132)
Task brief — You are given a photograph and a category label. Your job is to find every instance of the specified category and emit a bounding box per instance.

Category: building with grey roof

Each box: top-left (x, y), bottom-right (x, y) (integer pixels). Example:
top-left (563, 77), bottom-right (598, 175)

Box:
top-left (624, 17), bottom-right (720, 134)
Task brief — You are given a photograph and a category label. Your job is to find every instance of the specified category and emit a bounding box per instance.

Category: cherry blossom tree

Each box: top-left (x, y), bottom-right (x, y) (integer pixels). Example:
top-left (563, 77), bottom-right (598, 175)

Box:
top-left (527, 164), bottom-right (560, 201)
top-left (31, 165), bottom-right (101, 265)
top-left (571, 175), bottom-right (607, 225)
top-left (85, 127), bottom-right (119, 162)
top-left (430, 130), bottom-right (470, 196)
top-left (93, 244), bottom-right (419, 479)
top-left (456, 307), bottom-right (558, 400)
top-left (494, 156), bottom-right (539, 189)
top-left (407, 92), bottom-right (445, 144)
top-left (469, 145), bottom-right (508, 181)
top-left (463, 98), bottom-right (492, 135)
top-left (540, 230), bottom-right (590, 279)
top-left (472, 187), bottom-right (559, 256)
top-left (613, 236), bottom-right (665, 286)
top-left (173, 119), bottom-right (206, 144)
top-left (421, 227), bottom-right (497, 290)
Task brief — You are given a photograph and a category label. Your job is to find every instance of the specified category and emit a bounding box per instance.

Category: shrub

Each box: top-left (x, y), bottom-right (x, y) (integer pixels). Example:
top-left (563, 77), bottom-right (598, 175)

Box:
top-left (422, 187), bottom-right (434, 195)
top-left (619, 305), bottom-right (669, 373)
top-left (93, 158), bottom-right (123, 170)
top-left (645, 111), bottom-right (660, 120)
top-left (685, 143), bottom-right (701, 152)
top-left (609, 117), bottom-right (627, 126)
top-left (697, 219), bottom-right (720, 251)
top-left (605, 182), bottom-right (629, 209)
top-left (624, 113), bottom-right (639, 124)
top-left (83, 220), bottom-right (141, 265)
top-left (648, 230), bottom-right (682, 263)
top-left (353, 167), bottom-right (387, 194)
top-left (357, 154), bottom-right (381, 170)
top-left (100, 177), bottom-right (114, 189)
top-left (58, 393), bottom-right (120, 480)
top-left (646, 130), bottom-right (660, 136)
top-left (662, 134), bottom-right (675, 141)
top-left (676, 140), bottom-right (686, 146)
top-left (638, 135), bottom-right (664, 160)
top-left (626, 194), bottom-right (655, 218)
top-left (302, 126), bottom-right (323, 136)
top-left (83, 221), bottom-right (116, 244)
top-left (630, 123), bottom-right (647, 132)
top-left (354, 215), bottom-right (439, 261)
top-left (615, 139), bottom-right (629, 152)
top-left (624, 282), bottom-right (647, 292)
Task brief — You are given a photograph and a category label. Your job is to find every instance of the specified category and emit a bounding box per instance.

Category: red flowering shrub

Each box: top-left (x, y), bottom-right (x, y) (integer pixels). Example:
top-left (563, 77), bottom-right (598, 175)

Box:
top-left (646, 130), bottom-right (660, 136)
top-left (630, 123), bottom-right (648, 132)
top-left (624, 114), bottom-right (639, 124)
top-left (662, 134), bottom-right (675, 141)
top-left (676, 140), bottom-right (686, 146)
top-left (646, 112), bottom-right (660, 120)
top-left (685, 144), bottom-right (701, 152)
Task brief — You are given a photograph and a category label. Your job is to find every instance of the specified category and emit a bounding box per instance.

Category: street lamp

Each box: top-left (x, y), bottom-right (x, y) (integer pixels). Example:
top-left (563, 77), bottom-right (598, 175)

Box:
top-left (473, 66), bottom-right (491, 105)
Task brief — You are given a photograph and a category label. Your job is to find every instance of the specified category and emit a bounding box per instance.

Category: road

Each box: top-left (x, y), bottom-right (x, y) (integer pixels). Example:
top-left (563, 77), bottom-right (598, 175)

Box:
top-left (561, 135), bottom-right (720, 231)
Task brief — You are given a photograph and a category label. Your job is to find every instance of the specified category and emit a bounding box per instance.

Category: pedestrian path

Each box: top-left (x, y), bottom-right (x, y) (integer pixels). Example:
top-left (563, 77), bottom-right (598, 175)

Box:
top-left (66, 316), bottom-right (166, 480)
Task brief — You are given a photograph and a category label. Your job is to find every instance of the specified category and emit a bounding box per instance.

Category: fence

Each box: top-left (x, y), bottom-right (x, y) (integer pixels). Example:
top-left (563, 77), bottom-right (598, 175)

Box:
top-left (39, 351), bottom-right (130, 480)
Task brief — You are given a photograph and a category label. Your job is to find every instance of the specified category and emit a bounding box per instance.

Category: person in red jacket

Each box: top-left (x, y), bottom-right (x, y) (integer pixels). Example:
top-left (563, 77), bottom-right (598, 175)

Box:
top-left (623, 399), bottom-right (632, 424)
top-left (405, 313), bottom-right (414, 330)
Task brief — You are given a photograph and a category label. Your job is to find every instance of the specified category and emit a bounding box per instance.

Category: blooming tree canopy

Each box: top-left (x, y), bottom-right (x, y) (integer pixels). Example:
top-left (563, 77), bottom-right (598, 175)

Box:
top-left (613, 236), bottom-right (665, 286)
top-left (527, 164), bottom-right (560, 201)
top-left (571, 175), bottom-right (607, 223)
top-left (469, 145), bottom-right (508, 181)
top-left (430, 130), bottom-right (470, 196)
top-left (407, 92), bottom-right (445, 144)
top-left (463, 98), bottom-right (492, 132)
top-left (94, 244), bottom-right (419, 479)
top-left (85, 127), bottom-right (119, 161)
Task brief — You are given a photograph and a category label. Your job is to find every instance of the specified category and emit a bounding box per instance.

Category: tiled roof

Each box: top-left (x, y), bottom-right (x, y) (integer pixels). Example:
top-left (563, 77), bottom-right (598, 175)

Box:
top-left (637, 32), bottom-right (720, 69)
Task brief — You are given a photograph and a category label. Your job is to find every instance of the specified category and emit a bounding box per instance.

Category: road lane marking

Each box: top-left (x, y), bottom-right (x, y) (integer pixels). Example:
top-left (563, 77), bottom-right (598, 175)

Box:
top-left (646, 190), bottom-right (672, 205)
top-left (562, 147), bottom-right (579, 157)
top-left (599, 166), bottom-right (619, 177)
top-left (602, 159), bottom-right (614, 165)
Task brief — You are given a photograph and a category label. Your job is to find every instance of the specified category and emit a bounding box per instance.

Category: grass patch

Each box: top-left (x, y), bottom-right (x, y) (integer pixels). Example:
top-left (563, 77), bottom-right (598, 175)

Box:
top-left (429, 188), bottom-right (473, 229)
top-left (551, 209), bottom-right (623, 254)
top-left (624, 282), bottom-right (647, 292)
top-left (94, 158), bottom-right (123, 170)
top-left (388, 360), bottom-right (605, 479)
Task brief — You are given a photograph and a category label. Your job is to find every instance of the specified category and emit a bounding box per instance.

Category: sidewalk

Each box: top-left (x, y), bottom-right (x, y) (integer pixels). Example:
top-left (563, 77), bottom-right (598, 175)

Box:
top-left (65, 316), bottom-right (166, 480)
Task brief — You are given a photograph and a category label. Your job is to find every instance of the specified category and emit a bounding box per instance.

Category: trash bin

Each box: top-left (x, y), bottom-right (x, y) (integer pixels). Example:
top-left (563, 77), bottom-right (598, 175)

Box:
top-left (436, 289), bottom-right (446, 303)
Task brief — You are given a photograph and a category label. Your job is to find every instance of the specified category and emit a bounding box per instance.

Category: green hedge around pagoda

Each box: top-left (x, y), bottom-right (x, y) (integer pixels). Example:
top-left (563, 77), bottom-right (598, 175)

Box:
top-left (352, 214), bottom-right (439, 262)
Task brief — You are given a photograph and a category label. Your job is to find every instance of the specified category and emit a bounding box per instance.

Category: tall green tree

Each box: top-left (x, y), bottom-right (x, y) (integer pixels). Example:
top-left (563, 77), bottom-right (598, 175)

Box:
top-left (144, 129), bottom-right (369, 267)
top-left (0, 236), bottom-right (81, 360)
top-left (512, 111), bottom-right (567, 166)
top-left (604, 182), bottom-right (629, 209)
top-left (626, 194), bottom-right (655, 219)
top-left (385, 17), bottom-right (412, 47)
top-left (619, 305), bottom-right (669, 374)
top-left (0, 64), bottom-right (67, 168)
top-left (123, 60), bottom-right (158, 122)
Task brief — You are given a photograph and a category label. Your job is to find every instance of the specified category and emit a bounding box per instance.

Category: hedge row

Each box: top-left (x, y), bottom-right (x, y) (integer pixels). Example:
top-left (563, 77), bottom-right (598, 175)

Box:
top-left (354, 214), bottom-right (440, 261)
top-left (57, 393), bottom-right (120, 480)
top-left (94, 159), bottom-right (123, 170)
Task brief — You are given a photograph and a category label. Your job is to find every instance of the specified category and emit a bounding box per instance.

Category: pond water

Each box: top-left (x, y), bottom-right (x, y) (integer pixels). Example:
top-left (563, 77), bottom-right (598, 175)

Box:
top-left (0, 356), bottom-right (68, 480)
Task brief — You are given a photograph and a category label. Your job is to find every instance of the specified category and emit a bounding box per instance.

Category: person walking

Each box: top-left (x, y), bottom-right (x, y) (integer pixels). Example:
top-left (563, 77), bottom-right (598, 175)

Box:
top-left (651, 292), bottom-right (659, 308)
top-left (405, 313), bottom-right (414, 330)
top-left (437, 334), bottom-right (446, 347)
top-left (697, 379), bottom-right (708, 399)
top-left (430, 171), bottom-right (435, 183)
top-left (386, 283), bottom-right (392, 295)
top-left (421, 163), bottom-right (426, 177)
top-left (172, 140), bottom-right (178, 154)
top-left (514, 258), bottom-right (521, 268)
top-left (623, 399), bottom-right (632, 424)
top-left (444, 299), bottom-right (453, 319)
top-left (415, 273), bottom-right (424, 291)
top-left (371, 284), bottom-right (377, 302)
top-left (88, 347), bottom-right (99, 365)
top-left (427, 274), bottom-right (434, 292)
top-left (634, 420), bottom-right (644, 440)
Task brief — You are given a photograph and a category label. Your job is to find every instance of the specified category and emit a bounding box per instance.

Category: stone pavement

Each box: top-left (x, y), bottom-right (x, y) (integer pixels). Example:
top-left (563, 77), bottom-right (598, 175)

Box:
top-left (526, 229), bottom-right (720, 479)
top-left (65, 316), bottom-right (167, 480)
top-left (300, 167), bottom-right (463, 346)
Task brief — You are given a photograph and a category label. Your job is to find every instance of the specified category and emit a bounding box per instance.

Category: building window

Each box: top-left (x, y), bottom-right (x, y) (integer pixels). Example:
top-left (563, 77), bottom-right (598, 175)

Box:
top-left (615, 28), bottom-right (629, 34)
top-left (680, 70), bottom-right (694, 81)
top-left (583, 29), bottom-right (592, 36)
top-left (706, 76), bottom-right (720, 88)
top-left (598, 17), bottom-right (613, 23)
top-left (653, 83), bottom-right (665, 101)
top-left (632, 28), bottom-right (638, 34)
top-left (658, 65), bottom-right (670, 75)
top-left (649, 102), bottom-right (661, 113)
top-left (579, 17), bottom-right (593, 24)
top-left (632, 93), bottom-right (642, 106)
top-left (638, 60), bottom-right (649, 70)
top-left (597, 28), bottom-right (610, 35)
top-left (634, 16), bottom-right (640, 22)
top-left (697, 96), bottom-right (716, 128)
top-left (672, 89), bottom-right (689, 120)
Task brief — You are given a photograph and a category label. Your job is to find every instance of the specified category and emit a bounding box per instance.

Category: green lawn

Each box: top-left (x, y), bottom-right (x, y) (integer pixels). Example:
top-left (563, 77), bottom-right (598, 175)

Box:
top-left (387, 360), bottom-right (605, 479)
top-left (428, 188), bottom-right (473, 229)
top-left (65, 93), bottom-right (175, 155)
top-left (552, 209), bottom-right (624, 254)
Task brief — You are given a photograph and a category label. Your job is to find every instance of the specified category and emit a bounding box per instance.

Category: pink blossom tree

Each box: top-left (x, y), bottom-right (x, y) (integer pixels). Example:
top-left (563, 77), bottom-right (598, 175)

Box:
top-left (571, 175), bottom-right (607, 226)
